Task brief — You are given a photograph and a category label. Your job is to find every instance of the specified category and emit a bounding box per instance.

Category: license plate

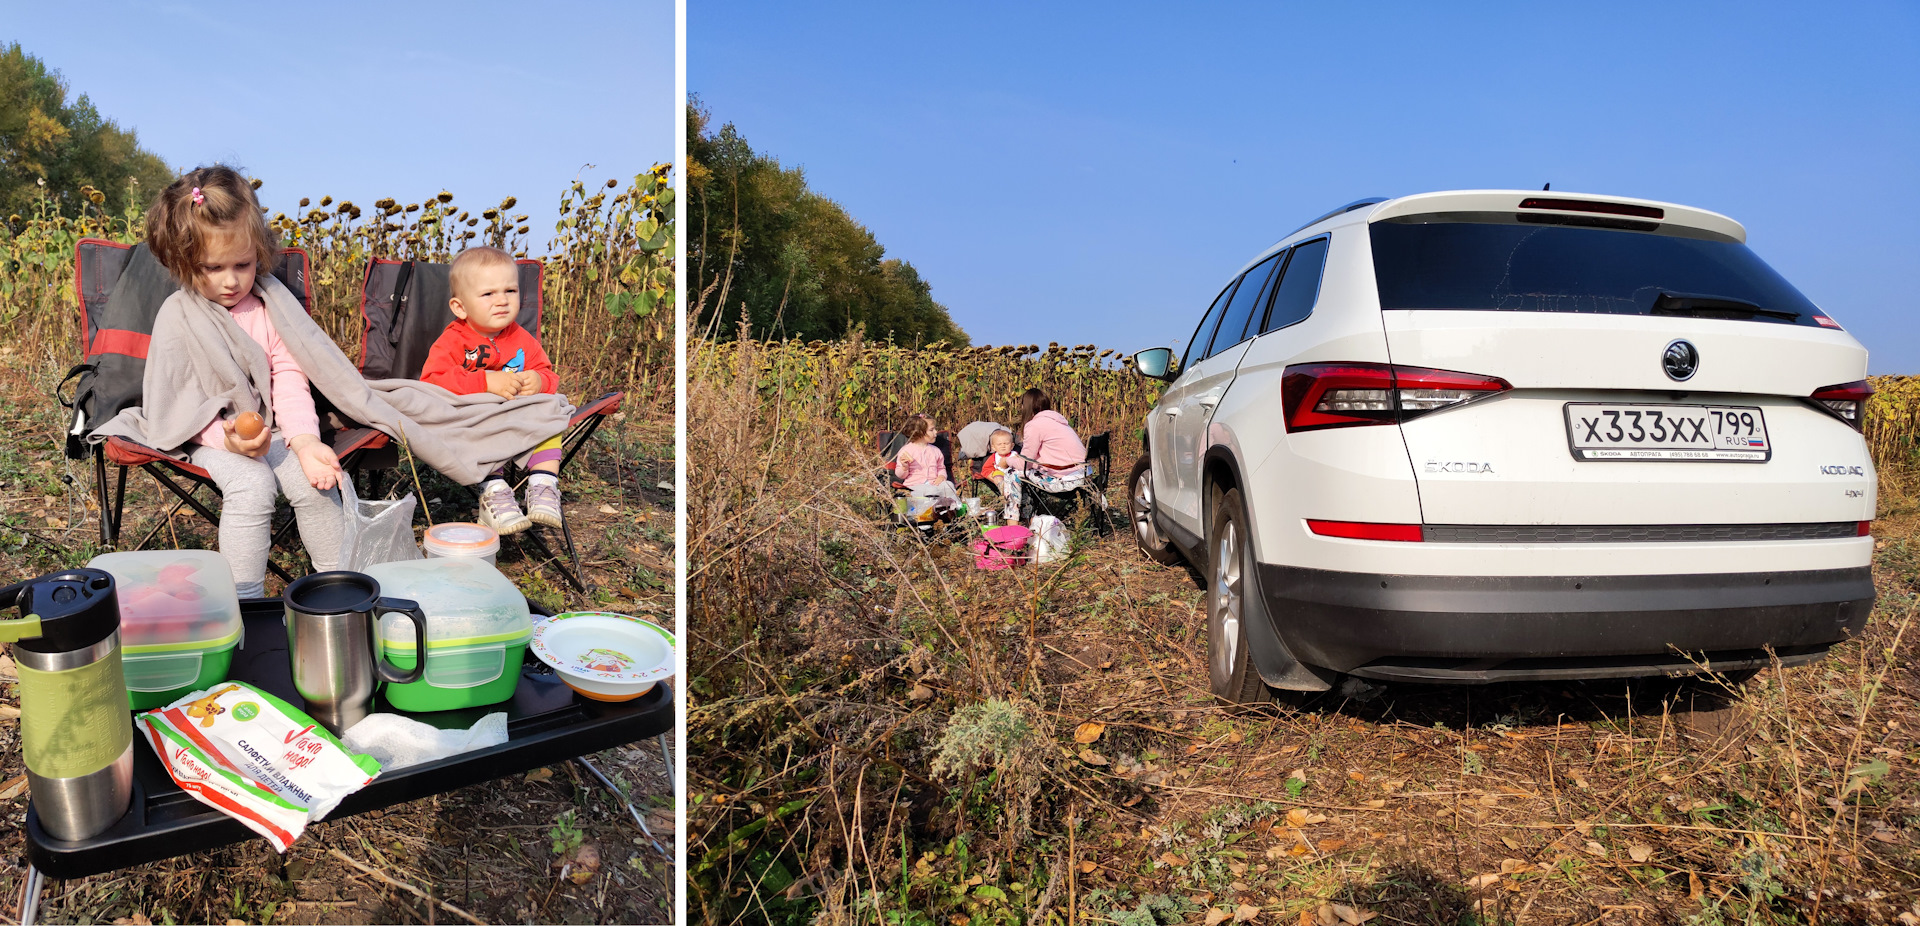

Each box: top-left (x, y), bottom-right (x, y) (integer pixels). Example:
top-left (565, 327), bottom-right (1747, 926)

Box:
top-left (1564, 403), bottom-right (1770, 462)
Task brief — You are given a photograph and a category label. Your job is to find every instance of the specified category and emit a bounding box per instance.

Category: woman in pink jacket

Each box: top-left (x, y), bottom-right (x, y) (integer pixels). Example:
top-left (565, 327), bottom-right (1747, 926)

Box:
top-left (1015, 388), bottom-right (1087, 475)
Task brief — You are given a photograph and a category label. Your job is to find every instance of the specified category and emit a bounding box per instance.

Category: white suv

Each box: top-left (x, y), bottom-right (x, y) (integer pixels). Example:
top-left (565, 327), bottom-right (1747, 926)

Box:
top-left (1126, 191), bottom-right (1877, 702)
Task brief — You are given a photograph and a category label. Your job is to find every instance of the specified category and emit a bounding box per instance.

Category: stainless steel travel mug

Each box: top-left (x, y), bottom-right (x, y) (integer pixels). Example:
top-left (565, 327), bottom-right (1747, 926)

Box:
top-left (0, 569), bottom-right (135, 842)
top-left (283, 572), bottom-right (427, 734)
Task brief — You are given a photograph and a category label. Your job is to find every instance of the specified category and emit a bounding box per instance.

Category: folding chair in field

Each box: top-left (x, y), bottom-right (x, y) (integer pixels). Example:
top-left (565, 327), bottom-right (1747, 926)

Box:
top-left (356, 257), bottom-right (623, 590)
top-left (1017, 431), bottom-right (1115, 535)
top-left (60, 240), bottom-right (389, 579)
top-left (874, 430), bottom-right (964, 536)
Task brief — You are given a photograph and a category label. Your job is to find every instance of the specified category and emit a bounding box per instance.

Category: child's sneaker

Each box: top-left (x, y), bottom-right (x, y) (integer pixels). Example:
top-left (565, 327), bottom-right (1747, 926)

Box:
top-left (478, 479), bottom-right (531, 535)
top-left (526, 478), bottom-right (563, 529)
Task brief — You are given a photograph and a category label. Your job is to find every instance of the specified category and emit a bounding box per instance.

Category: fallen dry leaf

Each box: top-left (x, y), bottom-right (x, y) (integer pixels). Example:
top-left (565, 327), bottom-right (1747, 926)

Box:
top-left (1288, 768), bottom-right (1308, 783)
top-left (1235, 903), bottom-right (1261, 922)
top-left (524, 767), bottom-right (554, 783)
top-left (1159, 852), bottom-right (1188, 867)
top-left (1078, 860), bottom-right (1097, 874)
top-left (1688, 871), bottom-right (1704, 900)
top-left (1079, 748), bottom-right (1110, 766)
top-left (1329, 903), bottom-right (1375, 924)
top-left (909, 684), bottom-right (935, 702)
top-left (1499, 858), bottom-right (1533, 874)
top-left (1364, 799), bottom-right (1385, 808)
top-left (1286, 807), bottom-right (1310, 827)
top-left (1582, 840), bottom-right (1607, 858)
top-left (1318, 838), bottom-right (1347, 852)
top-left (597, 504), bottom-right (619, 514)
top-left (1074, 721), bottom-right (1106, 744)
top-left (1628, 844), bottom-right (1653, 863)
top-left (1465, 872), bottom-right (1500, 890)
top-left (1205, 908), bottom-right (1232, 926)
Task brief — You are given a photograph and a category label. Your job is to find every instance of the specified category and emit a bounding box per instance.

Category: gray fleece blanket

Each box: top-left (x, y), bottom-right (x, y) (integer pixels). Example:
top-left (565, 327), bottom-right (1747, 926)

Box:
top-left (89, 274), bottom-right (575, 486)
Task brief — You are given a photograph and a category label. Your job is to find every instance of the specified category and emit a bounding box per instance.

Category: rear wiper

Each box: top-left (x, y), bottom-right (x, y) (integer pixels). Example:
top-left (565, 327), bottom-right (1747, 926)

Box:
top-left (1651, 291), bottom-right (1800, 322)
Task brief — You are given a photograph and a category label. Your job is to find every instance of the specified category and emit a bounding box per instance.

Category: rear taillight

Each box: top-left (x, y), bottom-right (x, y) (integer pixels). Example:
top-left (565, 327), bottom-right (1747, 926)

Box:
top-left (1858, 521), bottom-right (1872, 537)
top-left (1307, 520), bottom-right (1424, 542)
top-left (1281, 362), bottom-right (1512, 432)
top-left (1811, 380), bottom-right (1873, 430)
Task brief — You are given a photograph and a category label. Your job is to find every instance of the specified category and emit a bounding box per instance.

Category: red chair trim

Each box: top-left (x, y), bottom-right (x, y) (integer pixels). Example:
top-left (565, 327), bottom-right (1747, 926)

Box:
top-left (103, 436), bottom-right (211, 480)
top-left (88, 328), bottom-right (151, 359)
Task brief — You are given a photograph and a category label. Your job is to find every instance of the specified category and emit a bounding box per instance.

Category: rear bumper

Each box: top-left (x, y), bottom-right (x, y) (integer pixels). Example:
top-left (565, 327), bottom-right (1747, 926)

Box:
top-left (1259, 563), bottom-right (1874, 683)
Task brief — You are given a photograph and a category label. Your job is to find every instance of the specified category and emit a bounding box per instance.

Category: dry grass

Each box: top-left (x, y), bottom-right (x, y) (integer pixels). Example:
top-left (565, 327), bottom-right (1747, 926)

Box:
top-left (688, 338), bottom-right (1919, 925)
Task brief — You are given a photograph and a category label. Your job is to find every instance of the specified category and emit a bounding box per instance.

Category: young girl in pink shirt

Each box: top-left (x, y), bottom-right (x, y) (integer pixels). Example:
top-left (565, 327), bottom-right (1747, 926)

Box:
top-left (894, 415), bottom-right (949, 489)
top-left (146, 166), bottom-right (345, 597)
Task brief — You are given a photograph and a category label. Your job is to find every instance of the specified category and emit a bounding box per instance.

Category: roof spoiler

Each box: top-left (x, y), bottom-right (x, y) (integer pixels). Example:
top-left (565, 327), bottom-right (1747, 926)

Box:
top-left (1285, 198), bottom-right (1388, 239)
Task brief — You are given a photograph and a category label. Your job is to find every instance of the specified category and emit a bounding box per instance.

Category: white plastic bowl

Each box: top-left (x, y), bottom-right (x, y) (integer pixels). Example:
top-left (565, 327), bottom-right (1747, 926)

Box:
top-left (529, 612), bottom-right (675, 702)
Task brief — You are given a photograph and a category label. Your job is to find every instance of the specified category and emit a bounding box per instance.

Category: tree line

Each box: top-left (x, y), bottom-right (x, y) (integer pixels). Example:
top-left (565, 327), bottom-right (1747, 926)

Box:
top-left (687, 98), bottom-right (967, 346)
top-left (0, 43), bottom-right (172, 221)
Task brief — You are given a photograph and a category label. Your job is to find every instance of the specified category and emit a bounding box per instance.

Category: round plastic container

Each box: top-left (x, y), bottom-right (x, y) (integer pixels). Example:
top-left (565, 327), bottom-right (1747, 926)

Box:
top-left (87, 550), bottom-right (243, 710)
top-left (363, 557), bottom-right (531, 712)
top-left (422, 522), bottom-right (499, 565)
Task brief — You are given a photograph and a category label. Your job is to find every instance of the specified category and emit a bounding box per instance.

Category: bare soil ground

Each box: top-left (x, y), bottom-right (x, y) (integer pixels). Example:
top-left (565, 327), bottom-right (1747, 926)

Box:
top-left (688, 408), bottom-right (1918, 925)
top-left (0, 359), bottom-right (678, 925)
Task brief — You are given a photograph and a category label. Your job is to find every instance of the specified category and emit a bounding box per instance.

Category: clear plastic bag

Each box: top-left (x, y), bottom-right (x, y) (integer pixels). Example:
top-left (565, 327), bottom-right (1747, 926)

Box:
top-left (336, 471), bottom-right (421, 571)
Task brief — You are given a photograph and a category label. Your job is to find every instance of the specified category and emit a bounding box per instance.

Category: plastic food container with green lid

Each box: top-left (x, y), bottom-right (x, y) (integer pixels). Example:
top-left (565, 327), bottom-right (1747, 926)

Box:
top-left (362, 557), bottom-right (531, 712)
top-left (86, 550), bottom-right (243, 710)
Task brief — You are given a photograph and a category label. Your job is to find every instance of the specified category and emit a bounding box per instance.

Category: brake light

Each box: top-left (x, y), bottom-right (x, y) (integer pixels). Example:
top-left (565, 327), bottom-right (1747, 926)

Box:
top-left (1518, 197), bottom-right (1665, 219)
top-left (1307, 520), bottom-right (1423, 542)
top-left (1811, 380), bottom-right (1873, 430)
top-left (1858, 521), bottom-right (1872, 537)
top-left (1281, 363), bottom-right (1512, 432)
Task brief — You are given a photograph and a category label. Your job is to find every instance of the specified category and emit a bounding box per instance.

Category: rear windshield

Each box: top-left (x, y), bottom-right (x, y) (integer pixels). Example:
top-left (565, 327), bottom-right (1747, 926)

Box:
top-left (1370, 216), bottom-right (1825, 326)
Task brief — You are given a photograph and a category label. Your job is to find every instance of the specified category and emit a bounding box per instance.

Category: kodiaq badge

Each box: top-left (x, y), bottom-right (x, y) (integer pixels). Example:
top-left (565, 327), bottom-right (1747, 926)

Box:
top-left (1663, 339), bottom-right (1699, 381)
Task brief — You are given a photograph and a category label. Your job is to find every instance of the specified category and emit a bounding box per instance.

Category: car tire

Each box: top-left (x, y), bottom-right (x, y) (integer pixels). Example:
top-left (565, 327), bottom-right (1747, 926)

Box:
top-left (1127, 455), bottom-right (1182, 566)
top-left (1207, 486), bottom-right (1270, 705)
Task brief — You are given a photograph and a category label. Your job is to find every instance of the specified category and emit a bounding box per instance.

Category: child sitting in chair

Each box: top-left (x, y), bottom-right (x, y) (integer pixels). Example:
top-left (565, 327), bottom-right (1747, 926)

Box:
top-left (420, 246), bottom-right (565, 535)
top-left (895, 415), bottom-right (950, 490)
top-left (977, 429), bottom-right (1016, 492)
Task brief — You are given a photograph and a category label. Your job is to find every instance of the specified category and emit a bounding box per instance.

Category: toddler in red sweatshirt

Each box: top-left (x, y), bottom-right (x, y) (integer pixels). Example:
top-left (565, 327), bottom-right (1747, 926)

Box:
top-left (419, 246), bottom-right (565, 534)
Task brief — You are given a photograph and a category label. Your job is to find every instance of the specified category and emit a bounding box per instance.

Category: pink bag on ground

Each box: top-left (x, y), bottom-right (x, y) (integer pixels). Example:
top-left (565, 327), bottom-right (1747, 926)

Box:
top-left (972, 524), bottom-right (1032, 570)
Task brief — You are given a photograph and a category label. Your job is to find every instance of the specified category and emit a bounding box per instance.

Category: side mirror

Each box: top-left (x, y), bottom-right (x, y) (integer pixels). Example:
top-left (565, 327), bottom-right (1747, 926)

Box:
top-left (1132, 347), bottom-right (1176, 382)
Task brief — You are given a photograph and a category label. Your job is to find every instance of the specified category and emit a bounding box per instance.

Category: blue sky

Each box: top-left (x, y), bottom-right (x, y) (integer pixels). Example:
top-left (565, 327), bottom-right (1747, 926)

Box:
top-left (692, 2), bottom-right (1919, 373)
top-left (2, 0), bottom-right (675, 249)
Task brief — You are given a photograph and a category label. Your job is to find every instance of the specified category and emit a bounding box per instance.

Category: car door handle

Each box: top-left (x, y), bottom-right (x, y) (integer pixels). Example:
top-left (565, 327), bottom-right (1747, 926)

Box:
top-left (1164, 407), bottom-right (1181, 417)
top-left (1199, 395), bottom-right (1221, 408)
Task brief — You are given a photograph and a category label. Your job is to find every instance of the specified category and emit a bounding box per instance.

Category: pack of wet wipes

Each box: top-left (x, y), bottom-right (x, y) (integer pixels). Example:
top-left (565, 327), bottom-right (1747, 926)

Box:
top-left (137, 682), bottom-right (380, 852)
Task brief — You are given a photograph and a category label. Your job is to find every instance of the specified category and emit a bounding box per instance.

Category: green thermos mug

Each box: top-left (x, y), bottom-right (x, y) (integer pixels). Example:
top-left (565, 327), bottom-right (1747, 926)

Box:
top-left (0, 568), bottom-right (134, 841)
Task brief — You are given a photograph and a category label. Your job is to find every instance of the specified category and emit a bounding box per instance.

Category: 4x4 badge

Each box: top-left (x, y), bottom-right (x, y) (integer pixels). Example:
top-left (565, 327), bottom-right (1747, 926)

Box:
top-left (1663, 339), bottom-right (1699, 381)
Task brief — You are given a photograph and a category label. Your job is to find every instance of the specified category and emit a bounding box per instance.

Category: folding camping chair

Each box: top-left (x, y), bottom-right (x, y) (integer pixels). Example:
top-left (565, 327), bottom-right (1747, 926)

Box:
top-left (60, 240), bottom-right (389, 580)
top-left (1015, 431), bottom-right (1115, 535)
top-left (355, 257), bottom-right (623, 591)
top-left (874, 430), bottom-right (965, 536)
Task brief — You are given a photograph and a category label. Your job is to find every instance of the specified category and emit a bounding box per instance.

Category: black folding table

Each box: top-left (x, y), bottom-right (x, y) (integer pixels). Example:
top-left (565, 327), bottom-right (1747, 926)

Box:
top-left (24, 596), bottom-right (675, 880)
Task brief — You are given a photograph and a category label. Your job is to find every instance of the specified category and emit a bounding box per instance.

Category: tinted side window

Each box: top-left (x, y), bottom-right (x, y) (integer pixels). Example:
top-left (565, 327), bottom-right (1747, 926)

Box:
top-left (1179, 281), bottom-right (1237, 373)
top-left (1261, 237), bottom-right (1329, 333)
top-left (1204, 252), bottom-right (1284, 359)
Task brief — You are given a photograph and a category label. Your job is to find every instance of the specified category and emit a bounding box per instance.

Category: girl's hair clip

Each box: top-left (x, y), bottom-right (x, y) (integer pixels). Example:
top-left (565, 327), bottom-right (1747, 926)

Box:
top-left (190, 187), bottom-right (205, 205)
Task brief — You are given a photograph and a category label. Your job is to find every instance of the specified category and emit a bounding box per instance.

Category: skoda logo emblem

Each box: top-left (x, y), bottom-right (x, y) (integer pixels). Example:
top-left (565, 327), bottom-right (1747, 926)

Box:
top-left (1663, 339), bottom-right (1699, 381)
